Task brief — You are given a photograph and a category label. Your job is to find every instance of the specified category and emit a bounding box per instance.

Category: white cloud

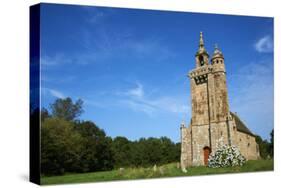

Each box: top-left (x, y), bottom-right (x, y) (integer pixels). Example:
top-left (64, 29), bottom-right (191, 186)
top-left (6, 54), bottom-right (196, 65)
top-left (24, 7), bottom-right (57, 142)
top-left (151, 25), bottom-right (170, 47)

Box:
top-left (254, 35), bottom-right (273, 53)
top-left (40, 53), bottom-right (76, 70)
top-left (49, 89), bottom-right (65, 99)
top-left (228, 60), bottom-right (273, 139)
top-left (117, 83), bottom-right (190, 117)
top-left (119, 99), bottom-right (156, 116)
top-left (125, 83), bottom-right (144, 98)
top-left (42, 88), bottom-right (65, 99)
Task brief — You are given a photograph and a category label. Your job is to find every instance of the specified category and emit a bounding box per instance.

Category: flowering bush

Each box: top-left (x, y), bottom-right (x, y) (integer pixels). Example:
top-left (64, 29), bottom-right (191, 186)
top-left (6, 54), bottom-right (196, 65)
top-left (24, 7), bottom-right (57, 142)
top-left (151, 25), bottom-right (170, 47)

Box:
top-left (208, 145), bottom-right (246, 168)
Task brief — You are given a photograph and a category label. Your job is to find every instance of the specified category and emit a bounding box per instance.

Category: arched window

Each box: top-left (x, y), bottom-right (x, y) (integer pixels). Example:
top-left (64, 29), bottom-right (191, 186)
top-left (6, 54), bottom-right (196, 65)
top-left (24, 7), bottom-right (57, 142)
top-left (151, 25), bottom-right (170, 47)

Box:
top-left (199, 56), bottom-right (204, 66)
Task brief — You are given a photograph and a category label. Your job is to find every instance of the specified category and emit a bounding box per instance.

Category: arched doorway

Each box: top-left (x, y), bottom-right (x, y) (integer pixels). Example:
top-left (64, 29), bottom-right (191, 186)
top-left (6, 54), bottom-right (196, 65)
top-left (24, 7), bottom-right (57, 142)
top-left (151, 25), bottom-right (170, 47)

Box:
top-left (203, 146), bottom-right (211, 166)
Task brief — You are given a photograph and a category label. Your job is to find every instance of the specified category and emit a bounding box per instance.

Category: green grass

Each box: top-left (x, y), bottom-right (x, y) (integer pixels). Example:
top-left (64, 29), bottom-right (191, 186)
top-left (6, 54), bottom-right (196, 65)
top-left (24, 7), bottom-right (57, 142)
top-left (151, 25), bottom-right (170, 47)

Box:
top-left (41, 159), bottom-right (273, 185)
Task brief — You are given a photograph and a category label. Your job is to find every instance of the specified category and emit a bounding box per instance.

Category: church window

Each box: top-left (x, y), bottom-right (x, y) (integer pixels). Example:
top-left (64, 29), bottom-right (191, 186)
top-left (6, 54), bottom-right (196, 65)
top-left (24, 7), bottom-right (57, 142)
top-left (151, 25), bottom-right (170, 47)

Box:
top-left (220, 131), bottom-right (223, 136)
top-left (233, 126), bottom-right (236, 131)
top-left (248, 143), bottom-right (250, 147)
top-left (199, 56), bottom-right (204, 66)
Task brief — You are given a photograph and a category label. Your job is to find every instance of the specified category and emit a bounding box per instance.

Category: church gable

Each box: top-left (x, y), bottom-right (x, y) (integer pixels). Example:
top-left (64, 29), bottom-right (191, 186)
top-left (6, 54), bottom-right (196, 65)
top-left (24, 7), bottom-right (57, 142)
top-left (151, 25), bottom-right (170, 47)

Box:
top-left (230, 112), bottom-right (255, 137)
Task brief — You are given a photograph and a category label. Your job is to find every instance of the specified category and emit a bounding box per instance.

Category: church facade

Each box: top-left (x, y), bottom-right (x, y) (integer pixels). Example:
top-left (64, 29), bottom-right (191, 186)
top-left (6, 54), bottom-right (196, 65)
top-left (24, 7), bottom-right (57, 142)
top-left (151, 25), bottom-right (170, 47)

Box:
top-left (180, 32), bottom-right (260, 167)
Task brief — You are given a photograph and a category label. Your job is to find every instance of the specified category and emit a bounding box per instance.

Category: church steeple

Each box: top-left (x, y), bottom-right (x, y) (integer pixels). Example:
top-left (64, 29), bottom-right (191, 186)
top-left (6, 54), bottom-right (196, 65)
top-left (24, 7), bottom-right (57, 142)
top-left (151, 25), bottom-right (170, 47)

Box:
top-left (195, 32), bottom-right (209, 67)
top-left (198, 32), bottom-right (206, 53)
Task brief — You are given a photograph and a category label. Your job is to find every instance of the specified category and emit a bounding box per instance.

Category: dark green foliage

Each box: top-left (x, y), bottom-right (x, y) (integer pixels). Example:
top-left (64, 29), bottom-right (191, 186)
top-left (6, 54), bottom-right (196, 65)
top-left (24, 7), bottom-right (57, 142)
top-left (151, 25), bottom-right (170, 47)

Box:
top-left (41, 118), bottom-right (114, 175)
top-left (111, 136), bottom-right (132, 167)
top-left (41, 107), bottom-right (50, 122)
top-left (111, 136), bottom-right (180, 168)
top-left (74, 121), bottom-right (114, 172)
top-left (269, 129), bottom-right (274, 158)
top-left (255, 130), bottom-right (274, 159)
top-left (50, 97), bottom-right (83, 121)
top-left (41, 118), bottom-right (83, 175)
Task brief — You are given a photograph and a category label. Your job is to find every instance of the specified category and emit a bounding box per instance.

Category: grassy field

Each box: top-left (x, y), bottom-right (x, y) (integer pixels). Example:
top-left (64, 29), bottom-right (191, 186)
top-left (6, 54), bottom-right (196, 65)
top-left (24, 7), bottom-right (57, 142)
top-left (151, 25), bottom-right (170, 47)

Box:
top-left (41, 159), bottom-right (273, 185)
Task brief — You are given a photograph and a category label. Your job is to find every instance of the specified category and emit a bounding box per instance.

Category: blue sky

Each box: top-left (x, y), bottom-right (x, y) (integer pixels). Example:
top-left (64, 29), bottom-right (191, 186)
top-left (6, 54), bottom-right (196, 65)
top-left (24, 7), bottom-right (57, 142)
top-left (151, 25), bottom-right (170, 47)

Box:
top-left (40, 3), bottom-right (273, 142)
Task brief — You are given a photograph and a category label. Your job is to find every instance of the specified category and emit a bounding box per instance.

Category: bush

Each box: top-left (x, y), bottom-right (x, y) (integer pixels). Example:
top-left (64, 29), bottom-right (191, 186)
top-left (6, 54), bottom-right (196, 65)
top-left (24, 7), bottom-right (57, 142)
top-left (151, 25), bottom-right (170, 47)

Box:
top-left (208, 145), bottom-right (246, 168)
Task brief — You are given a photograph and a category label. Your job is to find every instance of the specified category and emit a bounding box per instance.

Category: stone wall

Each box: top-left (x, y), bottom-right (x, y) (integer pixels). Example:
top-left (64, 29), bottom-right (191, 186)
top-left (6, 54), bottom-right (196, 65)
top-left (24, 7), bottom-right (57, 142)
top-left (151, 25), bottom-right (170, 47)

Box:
top-left (235, 131), bottom-right (259, 160)
top-left (191, 125), bottom-right (210, 166)
top-left (180, 126), bottom-right (192, 168)
top-left (190, 78), bottom-right (209, 126)
top-left (211, 72), bottom-right (229, 122)
top-left (210, 121), bottom-right (230, 150)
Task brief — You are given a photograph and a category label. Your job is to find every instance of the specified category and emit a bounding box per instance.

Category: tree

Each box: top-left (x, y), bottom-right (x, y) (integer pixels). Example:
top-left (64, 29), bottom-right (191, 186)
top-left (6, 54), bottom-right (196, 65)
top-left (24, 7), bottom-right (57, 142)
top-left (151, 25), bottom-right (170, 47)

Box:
top-left (74, 121), bottom-right (114, 172)
top-left (50, 97), bottom-right (83, 121)
top-left (269, 129), bottom-right (274, 158)
top-left (255, 135), bottom-right (270, 159)
top-left (41, 107), bottom-right (50, 122)
top-left (111, 136), bottom-right (132, 167)
top-left (159, 137), bottom-right (176, 164)
top-left (174, 142), bottom-right (181, 161)
top-left (41, 118), bottom-right (83, 175)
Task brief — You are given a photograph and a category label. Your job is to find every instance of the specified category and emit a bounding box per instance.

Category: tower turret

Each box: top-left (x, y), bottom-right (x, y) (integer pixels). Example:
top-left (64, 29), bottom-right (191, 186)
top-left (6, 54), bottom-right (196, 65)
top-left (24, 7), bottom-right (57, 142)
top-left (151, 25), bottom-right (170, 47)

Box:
top-left (211, 44), bottom-right (226, 73)
top-left (211, 44), bottom-right (224, 64)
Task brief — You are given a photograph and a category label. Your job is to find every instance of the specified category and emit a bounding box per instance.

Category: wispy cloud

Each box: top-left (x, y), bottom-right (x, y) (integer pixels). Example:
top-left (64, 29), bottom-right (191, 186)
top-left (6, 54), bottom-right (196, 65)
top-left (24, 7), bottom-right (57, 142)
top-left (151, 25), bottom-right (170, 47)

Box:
top-left (229, 60), bottom-right (273, 138)
top-left (49, 89), bottom-right (65, 99)
top-left (82, 6), bottom-right (113, 24)
top-left (124, 82), bottom-right (144, 98)
top-left (88, 11), bottom-right (105, 24)
top-left (254, 35), bottom-right (273, 53)
top-left (42, 88), bottom-right (65, 99)
top-left (117, 82), bottom-right (189, 117)
top-left (41, 53), bottom-right (71, 67)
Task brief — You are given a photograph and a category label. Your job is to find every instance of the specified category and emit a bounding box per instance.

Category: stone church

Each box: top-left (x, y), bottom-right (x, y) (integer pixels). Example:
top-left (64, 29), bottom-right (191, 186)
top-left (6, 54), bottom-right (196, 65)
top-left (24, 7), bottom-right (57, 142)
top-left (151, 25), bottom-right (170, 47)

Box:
top-left (180, 32), bottom-right (260, 168)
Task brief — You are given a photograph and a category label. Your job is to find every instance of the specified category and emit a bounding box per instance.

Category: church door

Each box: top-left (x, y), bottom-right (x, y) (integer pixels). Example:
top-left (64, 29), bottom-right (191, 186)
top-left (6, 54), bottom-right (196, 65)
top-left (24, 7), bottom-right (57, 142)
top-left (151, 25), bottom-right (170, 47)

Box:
top-left (203, 147), bottom-right (211, 166)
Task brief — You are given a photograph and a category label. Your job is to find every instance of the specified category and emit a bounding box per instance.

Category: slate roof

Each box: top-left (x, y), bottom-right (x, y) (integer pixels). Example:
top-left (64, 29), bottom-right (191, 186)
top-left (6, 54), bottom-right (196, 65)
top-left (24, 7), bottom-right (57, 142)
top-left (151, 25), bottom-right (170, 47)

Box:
top-left (230, 111), bottom-right (255, 136)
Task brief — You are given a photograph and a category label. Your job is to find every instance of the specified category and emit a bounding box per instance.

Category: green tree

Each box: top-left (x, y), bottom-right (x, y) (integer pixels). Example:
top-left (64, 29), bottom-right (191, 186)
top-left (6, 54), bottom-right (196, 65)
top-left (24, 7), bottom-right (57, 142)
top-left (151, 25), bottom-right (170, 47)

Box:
top-left (41, 118), bottom-right (83, 175)
top-left (74, 121), bottom-right (114, 172)
top-left (174, 142), bottom-right (181, 161)
top-left (41, 107), bottom-right (50, 122)
top-left (255, 135), bottom-right (270, 159)
top-left (111, 136), bottom-right (132, 167)
top-left (50, 97), bottom-right (83, 121)
top-left (269, 129), bottom-right (274, 158)
top-left (159, 137), bottom-right (176, 164)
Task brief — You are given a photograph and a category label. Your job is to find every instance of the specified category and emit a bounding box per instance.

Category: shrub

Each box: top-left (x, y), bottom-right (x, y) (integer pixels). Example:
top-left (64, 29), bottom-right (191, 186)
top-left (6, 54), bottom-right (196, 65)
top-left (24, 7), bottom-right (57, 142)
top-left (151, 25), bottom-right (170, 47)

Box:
top-left (208, 145), bottom-right (246, 168)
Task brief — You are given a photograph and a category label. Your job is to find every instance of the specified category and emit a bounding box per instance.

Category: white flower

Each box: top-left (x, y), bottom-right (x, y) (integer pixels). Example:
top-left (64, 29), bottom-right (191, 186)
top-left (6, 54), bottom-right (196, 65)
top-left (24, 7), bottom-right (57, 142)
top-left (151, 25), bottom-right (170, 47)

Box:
top-left (208, 144), bottom-right (246, 168)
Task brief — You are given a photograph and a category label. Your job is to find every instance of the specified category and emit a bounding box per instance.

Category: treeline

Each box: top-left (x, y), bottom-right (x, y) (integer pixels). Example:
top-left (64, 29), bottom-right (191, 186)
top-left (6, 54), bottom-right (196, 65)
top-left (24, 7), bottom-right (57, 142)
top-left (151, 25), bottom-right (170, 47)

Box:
top-left (38, 98), bottom-right (180, 176)
top-left (255, 130), bottom-right (274, 159)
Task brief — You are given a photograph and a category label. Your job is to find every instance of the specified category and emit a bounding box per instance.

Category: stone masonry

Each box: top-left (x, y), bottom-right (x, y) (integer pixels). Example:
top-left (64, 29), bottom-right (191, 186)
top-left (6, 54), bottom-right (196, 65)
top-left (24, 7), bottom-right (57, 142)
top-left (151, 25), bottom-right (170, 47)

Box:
top-left (180, 32), bottom-right (260, 168)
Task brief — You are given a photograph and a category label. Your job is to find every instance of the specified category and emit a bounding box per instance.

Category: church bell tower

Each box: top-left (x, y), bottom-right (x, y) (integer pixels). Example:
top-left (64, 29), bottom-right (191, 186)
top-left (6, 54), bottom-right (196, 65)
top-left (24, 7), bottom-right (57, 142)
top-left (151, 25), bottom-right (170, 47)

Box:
top-left (180, 32), bottom-right (260, 168)
top-left (189, 32), bottom-right (230, 127)
top-left (188, 32), bottom-right (231, 157)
